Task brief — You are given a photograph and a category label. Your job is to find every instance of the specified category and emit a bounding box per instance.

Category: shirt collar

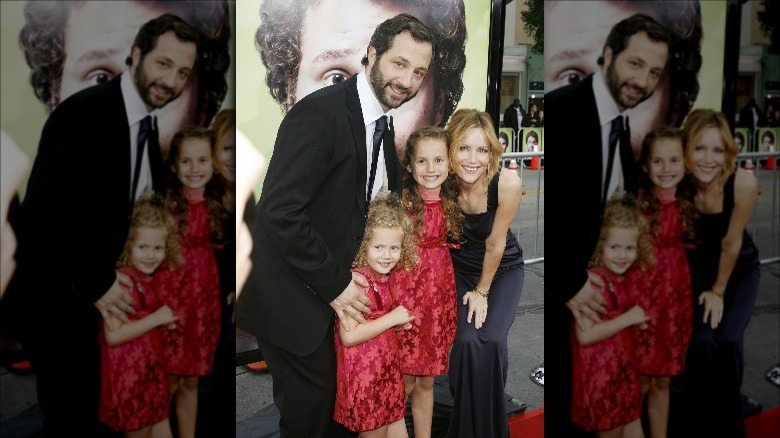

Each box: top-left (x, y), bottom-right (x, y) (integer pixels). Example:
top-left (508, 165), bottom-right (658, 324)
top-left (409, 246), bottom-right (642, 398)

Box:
top-left (121, 70), bottom-right (158, 125)
top-left (592, 69), bottom-right (628, 128)
top-left (356, 70), bottom-right (388, 126)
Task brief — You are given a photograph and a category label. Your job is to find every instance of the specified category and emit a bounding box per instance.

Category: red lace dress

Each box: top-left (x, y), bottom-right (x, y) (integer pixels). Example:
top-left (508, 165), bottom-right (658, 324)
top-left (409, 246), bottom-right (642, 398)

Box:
top-left (99, 266), bottom-right (168, 432)
top-left (632, 189), bottom-right (693, 375)
top-left (334, 267), bottom-right (405, 432)
top-left (570, 266), bottom-right (641, 432)
top-left (160, 188), bottom-right (222, 376)
top-left (392, 189), bottom-right (457, 375)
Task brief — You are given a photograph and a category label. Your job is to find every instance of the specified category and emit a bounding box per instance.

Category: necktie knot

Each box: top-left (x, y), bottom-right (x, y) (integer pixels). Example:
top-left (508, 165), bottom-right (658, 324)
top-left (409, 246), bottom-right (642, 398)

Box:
top-left (373, 116), bottom-right (388, 147)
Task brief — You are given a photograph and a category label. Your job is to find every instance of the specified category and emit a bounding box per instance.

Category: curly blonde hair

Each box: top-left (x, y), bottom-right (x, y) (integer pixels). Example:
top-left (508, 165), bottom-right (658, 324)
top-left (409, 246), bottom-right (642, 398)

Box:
top-left (118, 195), bottom-right (183, 270)
top-left (353, 194), bottom-right (419, 271)
top-left (589, 195), bottom-right (655, 272)
top-left (401, 126), bottom-right (463, 242)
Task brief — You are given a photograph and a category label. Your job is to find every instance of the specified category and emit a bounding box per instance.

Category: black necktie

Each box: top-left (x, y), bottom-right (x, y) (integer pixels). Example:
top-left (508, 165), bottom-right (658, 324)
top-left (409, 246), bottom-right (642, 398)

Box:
top-left (603, 115), bottom-right (623, 203)
top-left (367, 115), bottom-right (388, 205)
top-left (131, 115), bottom-right (152, 201)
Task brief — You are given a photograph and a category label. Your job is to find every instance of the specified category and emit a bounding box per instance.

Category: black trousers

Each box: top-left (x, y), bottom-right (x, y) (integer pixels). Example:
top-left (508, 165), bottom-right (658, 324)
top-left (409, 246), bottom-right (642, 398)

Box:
top-left (22, 292), bottom-right (103, 436)
top-left (256, 325), bottom-right (356, 438)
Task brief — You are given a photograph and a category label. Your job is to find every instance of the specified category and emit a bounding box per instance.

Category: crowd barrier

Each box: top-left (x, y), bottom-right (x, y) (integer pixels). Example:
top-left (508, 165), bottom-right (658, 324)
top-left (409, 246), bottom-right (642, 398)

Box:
top-left (736, 151), bottom-right (779, 265)
top-left (500, 151), bottom-right (544, 266)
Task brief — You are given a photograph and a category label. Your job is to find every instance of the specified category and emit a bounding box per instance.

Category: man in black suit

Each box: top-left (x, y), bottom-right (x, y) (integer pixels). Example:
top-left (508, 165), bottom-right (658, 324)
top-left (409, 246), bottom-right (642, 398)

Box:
top-left (503, 98), bottom-right (525, 145)
top-left (236, 14), bottom-right (435, 437)
top-left (544, 14), bottom-right (671, 436)
top-left (5, 14), bottom-right (199, 435)
top-left (738, 98), bottom-right (767, 151)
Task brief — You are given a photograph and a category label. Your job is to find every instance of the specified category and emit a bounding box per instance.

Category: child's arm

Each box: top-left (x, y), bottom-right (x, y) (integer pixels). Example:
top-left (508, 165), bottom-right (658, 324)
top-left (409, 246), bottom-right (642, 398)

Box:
top-left (339, 305), bottom-right (415, 347)
top-left (103, 305), bottom-right (178, 346)
top-left (575, 305), bottom-right (649, 346)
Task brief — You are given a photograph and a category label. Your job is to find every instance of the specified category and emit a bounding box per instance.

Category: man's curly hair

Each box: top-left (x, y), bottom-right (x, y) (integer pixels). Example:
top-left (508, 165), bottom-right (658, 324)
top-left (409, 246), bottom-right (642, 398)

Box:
top-left (19, 0), bottom-right (231, 125)
top-left (255, 0), bottom-right (466, 127)
top-left (595, 2), bottom-right (703, 126)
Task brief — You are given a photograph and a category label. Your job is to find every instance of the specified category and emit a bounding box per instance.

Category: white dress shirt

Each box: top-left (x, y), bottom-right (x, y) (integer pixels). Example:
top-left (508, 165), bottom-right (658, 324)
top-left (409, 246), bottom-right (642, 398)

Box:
top-left (121, 72), bottom-right (159, 201)
top-left (356, 70), bottom-right (390, 201)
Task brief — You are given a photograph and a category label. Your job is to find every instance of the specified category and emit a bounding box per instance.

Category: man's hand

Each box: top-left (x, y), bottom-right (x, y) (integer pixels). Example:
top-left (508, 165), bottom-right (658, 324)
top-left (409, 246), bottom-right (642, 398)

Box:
top-left (94, 272), bottom-right (136, 331)
top-left (329, 272), bottom-right (372, 331)
top-left (566, 272), bottom-right (608, 331)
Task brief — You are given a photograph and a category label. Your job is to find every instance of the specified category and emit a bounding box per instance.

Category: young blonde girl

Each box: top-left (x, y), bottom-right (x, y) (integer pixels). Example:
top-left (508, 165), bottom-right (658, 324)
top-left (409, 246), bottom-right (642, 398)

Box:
top-left (99, 195), bottom-right (182, 438)
top-left (159, 126), bottom-right (227, 438)
top-left (634, 127), bottom-right (697, 438)
top-left (334, 194), bottom-right (418, 438)
top-left (391, 127), bottom-right (463, 438)
top-left (570, 195), bottom-right (654, 438)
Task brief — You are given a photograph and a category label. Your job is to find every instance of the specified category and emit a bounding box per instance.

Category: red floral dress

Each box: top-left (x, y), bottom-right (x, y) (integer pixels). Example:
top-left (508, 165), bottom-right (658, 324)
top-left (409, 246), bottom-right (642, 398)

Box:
top-left (632, 194), bottom-right (693, 375)
top-left (392, 197), bottom-right (457, 375)
top-left (570, 266), bottom-right (641, 432)
top-left (160, 189), bottom-right (222, 376)
top-left (99, 266), bottom-right (168, 432)
top-left (334, 267), bottom-right (405, 432)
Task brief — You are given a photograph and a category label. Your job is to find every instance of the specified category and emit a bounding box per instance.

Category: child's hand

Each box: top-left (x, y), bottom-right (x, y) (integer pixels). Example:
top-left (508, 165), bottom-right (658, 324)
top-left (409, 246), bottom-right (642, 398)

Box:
top-left (626, 305), bottom-right (650, 327)
top-left (154, 305), bottom-right (179, 326)
top-left (390, 305), bottom-right (415, 327)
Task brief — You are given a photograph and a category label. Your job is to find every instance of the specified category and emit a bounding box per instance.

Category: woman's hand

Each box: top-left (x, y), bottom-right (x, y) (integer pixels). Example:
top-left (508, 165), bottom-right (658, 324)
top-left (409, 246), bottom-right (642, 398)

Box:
top-left (464, 291), bottom-right (489, 329)
top-left (699, 290), bottom-right (724, 330)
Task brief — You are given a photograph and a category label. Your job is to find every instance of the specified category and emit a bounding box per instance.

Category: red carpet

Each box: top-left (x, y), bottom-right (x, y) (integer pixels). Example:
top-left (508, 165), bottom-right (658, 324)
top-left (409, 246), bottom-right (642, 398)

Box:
top-left (745, 407), bottom-right (780, 438)
top-left (509, 407), bottom-right (543, 437)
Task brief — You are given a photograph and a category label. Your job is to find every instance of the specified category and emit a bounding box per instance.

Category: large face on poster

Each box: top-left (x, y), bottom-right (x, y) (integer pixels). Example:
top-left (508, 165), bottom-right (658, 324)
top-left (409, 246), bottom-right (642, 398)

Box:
top-left (0, 1), bottom-right (233, 170)
top-left (544, 1), bottom-right (725, 158)
top-left (238, 0), bottom-right (492, 192)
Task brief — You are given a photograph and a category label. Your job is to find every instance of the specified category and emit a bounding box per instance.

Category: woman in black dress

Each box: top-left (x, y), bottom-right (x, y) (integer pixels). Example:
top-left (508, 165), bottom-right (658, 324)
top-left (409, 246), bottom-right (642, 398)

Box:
top-left (445, 109), bottom-right (524, 437)
top-left (680, 109), bottom-right (760, 438)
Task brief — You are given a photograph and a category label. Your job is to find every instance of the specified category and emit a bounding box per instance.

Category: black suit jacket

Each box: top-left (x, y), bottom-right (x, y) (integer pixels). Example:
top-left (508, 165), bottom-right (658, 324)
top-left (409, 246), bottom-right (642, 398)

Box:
top-left (10, 75), bottom-right (166, 314)
top-left (237, 74), bottom-right (402, 356)
top-left (545, 74), bottom-right (638, 307)
top-left (503, 104), bottom-right (524, 133)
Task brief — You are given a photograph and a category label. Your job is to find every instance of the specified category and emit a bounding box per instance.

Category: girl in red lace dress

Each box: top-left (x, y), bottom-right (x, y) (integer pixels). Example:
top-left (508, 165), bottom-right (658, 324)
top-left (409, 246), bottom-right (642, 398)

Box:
top-left (161, 127), bottom-right (227, 438)
top-left (334, 195), bottom-right (418, 437)
top-left (99, 196), bottom-right (182, 437)
top-left (391, 127), bottom-right (463, 437)
top-left (634, 127), bottom-right (696, 438)
top-left (570, 196), bottom-right (654, 437)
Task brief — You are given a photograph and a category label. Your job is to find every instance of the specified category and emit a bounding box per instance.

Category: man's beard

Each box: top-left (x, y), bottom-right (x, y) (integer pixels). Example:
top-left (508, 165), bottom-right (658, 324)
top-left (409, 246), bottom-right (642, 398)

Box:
top-left (605, 60), bottom-right (653, 110)
top-left (134, 57), bottom-right (181, 110)
top-left (369, 59), bottom-right (416, 110)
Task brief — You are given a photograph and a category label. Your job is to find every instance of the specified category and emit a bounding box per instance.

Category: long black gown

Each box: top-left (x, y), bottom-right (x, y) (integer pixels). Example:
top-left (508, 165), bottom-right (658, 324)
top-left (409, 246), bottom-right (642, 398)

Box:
top-left (447, 172), bottom-right (524, 438)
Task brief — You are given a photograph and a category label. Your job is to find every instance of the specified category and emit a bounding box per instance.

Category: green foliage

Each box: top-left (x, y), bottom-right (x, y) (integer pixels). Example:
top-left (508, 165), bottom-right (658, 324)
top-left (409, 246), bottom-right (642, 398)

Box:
top-left (520, 0), bottom-right (544, 55)
top-left (758, 0), bottom-right (780, 54)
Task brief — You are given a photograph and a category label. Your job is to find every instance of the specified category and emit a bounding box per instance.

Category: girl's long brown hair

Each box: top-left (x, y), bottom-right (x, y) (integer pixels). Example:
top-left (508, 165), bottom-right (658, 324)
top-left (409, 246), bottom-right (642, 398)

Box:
top-left (401, 126), bottom-right (463, 242)
top-left (166, 126), bottom-right (227, 244)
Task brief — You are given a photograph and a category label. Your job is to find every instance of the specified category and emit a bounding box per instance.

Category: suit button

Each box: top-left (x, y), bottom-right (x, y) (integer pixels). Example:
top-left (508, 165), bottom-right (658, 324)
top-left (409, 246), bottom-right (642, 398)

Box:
top-left (353, 235), bottom-right (359, 241)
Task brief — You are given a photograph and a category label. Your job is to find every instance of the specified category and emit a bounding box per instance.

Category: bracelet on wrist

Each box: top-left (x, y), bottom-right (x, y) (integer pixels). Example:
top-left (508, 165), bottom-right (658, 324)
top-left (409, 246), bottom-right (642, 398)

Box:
top-left (711, 289), bottom-right (724, 298)
top-left (473, 287), bottom-right (489, 299)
